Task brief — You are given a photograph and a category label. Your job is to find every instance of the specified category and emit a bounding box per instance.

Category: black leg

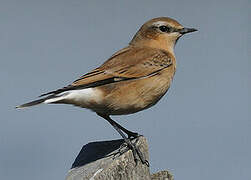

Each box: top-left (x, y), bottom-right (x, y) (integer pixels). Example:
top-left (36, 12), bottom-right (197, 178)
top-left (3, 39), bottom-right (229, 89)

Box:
top-left (97, 113), bottom-right (149, 166)
top-left (104, 115), bottom-right (139, 139)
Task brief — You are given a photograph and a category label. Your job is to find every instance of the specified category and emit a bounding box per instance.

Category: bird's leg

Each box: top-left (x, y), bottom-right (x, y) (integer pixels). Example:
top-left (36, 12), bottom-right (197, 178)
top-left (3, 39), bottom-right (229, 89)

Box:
top-left (103, 116), bottom-right (139, 139)
top-left (97, 113), bottom-right (148, 166)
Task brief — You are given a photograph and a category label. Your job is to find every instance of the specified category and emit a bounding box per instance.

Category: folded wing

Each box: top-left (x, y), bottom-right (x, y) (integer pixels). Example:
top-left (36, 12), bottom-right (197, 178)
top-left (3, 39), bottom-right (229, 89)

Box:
top-left (40, 46), bottom-right (173, 97)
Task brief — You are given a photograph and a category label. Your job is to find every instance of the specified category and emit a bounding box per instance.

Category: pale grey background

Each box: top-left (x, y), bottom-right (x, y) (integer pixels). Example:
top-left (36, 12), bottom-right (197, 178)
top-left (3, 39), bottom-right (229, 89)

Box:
top-left (0, 0), bottom-right (250, 180)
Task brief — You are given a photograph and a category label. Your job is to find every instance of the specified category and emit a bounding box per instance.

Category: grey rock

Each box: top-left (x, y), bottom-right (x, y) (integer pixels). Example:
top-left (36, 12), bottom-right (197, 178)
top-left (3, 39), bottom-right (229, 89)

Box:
top-left (65, 136), bottom-right (173, 180)
top-left (151, 170), bottom-right (174, 180)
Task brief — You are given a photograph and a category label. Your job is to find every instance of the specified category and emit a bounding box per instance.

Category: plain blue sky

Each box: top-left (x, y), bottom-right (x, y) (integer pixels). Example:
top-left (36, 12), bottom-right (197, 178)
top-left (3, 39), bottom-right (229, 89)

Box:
top-left (0, 0), bottom-right (250, 180)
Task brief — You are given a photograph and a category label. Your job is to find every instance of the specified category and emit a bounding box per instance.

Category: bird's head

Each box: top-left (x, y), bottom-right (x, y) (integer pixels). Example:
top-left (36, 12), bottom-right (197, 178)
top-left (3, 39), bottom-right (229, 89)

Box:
top-left (130, 17), bottom-right (197, 53)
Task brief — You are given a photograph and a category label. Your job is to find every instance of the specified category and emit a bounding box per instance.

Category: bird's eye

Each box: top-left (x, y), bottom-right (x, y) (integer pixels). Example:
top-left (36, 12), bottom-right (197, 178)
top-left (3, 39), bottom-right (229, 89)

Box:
top-left (159, 25), bottom-right (171, 33)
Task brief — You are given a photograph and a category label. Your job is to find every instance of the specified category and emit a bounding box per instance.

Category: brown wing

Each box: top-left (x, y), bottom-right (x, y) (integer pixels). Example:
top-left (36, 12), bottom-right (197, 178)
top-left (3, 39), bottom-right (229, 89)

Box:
top-left (39, 46), bottom-right (173, 97)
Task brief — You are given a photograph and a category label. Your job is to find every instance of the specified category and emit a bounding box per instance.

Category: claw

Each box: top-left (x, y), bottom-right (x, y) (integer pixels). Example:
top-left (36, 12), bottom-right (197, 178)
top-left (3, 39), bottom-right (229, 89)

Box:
top-left (143, 160), bottom-right (150, 167)
top-left (119, 142), bottom-right (129, 155)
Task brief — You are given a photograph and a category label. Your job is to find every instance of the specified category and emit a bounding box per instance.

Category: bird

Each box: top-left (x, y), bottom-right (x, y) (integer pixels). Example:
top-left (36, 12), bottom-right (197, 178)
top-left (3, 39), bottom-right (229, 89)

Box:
top-left (17, 17), bottom-right (197, 165)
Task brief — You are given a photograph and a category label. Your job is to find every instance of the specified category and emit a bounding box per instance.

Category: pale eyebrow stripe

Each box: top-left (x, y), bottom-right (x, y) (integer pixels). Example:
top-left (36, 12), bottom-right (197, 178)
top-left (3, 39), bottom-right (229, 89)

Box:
top-left (152, 21), bottom-right (167, 27)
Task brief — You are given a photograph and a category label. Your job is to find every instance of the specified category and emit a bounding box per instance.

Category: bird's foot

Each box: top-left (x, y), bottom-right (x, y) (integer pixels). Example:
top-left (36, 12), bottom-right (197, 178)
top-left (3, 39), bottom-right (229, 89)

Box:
top-left (127, 137), bottom-right (149, 166)
top-left (113, 137), bottom-right (149, 166)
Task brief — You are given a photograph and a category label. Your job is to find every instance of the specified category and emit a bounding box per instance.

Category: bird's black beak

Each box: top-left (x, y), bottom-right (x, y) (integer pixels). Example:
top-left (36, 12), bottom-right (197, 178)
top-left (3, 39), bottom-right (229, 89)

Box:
top-left (179, 27), bottom-right (198, 35)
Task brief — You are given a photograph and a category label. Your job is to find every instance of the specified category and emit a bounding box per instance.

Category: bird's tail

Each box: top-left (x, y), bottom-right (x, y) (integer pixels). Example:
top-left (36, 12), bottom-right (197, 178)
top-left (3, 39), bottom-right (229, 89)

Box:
top-left (16, 98), bottom-right (48, 109)
top-left (16, 94), bottom-right (66, 109)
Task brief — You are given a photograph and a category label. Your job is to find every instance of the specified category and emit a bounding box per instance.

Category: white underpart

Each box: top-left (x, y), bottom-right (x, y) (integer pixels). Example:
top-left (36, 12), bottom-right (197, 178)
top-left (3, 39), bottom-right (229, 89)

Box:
top-left (44, 88), bottom-right (103, 106)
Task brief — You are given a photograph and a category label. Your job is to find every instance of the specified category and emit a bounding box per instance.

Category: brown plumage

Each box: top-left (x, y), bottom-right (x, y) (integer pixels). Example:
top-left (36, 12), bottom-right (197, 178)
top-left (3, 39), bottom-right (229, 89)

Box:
top-left (75, 46), bottom-right (175, 115)
top-left (17, 17), bottom-right (197, 165)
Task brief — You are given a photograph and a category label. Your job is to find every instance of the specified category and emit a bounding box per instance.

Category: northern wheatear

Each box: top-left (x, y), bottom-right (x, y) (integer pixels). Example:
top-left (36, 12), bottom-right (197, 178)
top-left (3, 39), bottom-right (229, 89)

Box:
top-left (17, 17), bottom-right (197, 165)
